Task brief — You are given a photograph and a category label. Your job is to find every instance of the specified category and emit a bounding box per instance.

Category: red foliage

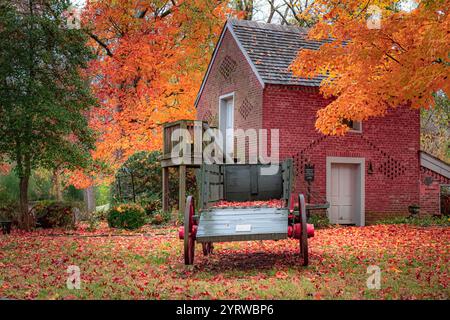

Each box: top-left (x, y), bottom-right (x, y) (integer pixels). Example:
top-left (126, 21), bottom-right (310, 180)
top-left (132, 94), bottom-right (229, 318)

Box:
top-left (0, 223), bottom-right (448, 299)
top-left (213, 199), bottom-right (285, 208)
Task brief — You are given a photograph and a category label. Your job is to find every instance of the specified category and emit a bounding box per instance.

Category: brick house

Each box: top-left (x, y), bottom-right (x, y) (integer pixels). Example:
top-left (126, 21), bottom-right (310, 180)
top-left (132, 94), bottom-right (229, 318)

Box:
top-left (195, 19), bottom-right (450, 225)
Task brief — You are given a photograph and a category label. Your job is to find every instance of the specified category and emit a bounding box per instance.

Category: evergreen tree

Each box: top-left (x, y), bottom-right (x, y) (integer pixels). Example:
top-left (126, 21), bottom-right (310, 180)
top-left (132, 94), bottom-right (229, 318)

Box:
top-left (0, 0), bottom-right (96, 230)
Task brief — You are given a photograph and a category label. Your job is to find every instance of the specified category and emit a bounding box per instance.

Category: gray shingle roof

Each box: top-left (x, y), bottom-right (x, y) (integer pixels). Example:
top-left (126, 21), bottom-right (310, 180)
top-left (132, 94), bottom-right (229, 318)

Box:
top-left (229, 19), bottom-right (325, 86)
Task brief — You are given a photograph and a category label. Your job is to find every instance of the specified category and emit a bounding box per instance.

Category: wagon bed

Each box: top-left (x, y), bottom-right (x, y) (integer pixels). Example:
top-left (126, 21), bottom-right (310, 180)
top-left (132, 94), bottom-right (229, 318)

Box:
top-left (196, 207), bottom-right (289, 243)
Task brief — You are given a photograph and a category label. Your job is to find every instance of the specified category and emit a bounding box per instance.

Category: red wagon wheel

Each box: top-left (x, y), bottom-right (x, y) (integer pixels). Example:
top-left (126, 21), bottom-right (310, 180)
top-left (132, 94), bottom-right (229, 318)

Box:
top-left (184, 196), bottom-right (195, 265)
top-left (298, 194), bottom-right (309, 266)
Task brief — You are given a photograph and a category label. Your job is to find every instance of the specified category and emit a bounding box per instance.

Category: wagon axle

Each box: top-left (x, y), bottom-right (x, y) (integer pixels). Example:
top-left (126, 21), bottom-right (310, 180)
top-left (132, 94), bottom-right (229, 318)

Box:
top-left (178, 225), bottom-right (197, 240)
top-left (287, 223), bottom-right (315, 239)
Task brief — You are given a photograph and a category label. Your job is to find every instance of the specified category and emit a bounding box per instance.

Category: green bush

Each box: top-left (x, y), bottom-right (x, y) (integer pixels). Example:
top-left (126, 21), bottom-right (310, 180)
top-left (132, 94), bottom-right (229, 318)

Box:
top-left (0, 201), bottom-right (18, 222)
top-left (308, 213), bottom-right (330, 229)
top-left (34, 201), bottom-right (76, 229)
top-left (377, 215), bottom-right (450, 227)
top-left (107, 203), bottom-right (146, 230)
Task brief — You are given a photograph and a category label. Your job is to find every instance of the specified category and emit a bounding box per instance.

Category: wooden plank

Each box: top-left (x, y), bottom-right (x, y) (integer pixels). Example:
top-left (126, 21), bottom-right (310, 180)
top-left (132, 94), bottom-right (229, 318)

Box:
top-left (180, 121), bottom-right (187, 160)
top-left (196, 168), bottom-right (202, 210)
top-left (193, 121), bottom-right (203, 161)
top-left (202, 165), bottom-right (209, 208)
top-left (162, 122), bottom-right (167, 157)
top-left (282, 159), bottom-right (294, 206)
top-left (202, 164), bottom-right (224, 206)
top-left (179, 165), bottom-right (186, 215)
top-left (196, 207), bottom-right (288, 242)
top-left (161, 158), bottom-right (201, 168)
top-left (250, 165), bottom-right (258, 195)
top-left (162, 167), bottom-right (169, 212)
top-left (197, 233), bottom-right (287, 243)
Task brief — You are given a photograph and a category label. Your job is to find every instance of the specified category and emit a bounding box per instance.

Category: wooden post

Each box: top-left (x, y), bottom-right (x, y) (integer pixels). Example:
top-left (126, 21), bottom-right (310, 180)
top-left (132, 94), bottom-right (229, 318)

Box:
top-left (179, 165), bottom-right (186, 216)
top-left (193, 120), bottom-right (203, 165)
top-left (162, 167), bottom-right (169, 212)
top-left (178, 120), bottom-right (188, 217)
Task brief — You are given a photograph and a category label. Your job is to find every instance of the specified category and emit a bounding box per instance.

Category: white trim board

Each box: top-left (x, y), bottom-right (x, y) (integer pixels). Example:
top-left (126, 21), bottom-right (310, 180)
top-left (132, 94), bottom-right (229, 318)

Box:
top-left (420, 151), bottom-right (450, 179)
top-left (194, 21), bottom-right (265, 107)
top-left (326, 157), bottom-right (365, 226)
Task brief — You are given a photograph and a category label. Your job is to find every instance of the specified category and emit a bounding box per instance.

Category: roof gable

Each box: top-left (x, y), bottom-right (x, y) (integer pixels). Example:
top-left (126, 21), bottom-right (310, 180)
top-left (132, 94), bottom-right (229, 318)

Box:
top-left (195, 19), bottom-right (325, 107)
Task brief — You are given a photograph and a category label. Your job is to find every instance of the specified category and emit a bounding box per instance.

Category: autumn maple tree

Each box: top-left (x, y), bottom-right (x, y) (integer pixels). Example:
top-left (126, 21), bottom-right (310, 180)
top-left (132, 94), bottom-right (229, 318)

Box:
top-left (80, 0), bottom-right (232, 178)
top-left (290, 0), bottom-right (449, 135)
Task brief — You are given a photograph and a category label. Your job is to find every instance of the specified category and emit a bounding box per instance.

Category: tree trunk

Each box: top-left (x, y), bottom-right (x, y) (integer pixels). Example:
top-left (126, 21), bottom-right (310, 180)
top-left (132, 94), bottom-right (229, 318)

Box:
top-left (84, 186), bottom-right (96, 214)
top-left (53, 169), bottom-right (63, 201)
top-left (19, 175), bottom-right (33, 231)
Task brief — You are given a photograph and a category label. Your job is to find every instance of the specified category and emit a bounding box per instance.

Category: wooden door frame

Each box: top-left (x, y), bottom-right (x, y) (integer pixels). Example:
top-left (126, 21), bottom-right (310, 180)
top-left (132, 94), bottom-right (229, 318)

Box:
top-left (326, 157), bottom-right (365, 226)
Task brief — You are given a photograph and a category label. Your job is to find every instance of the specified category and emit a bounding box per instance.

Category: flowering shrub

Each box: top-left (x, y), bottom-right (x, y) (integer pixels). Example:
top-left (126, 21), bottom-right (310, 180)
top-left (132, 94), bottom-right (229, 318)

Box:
top-left (107, 203), bottom-right (146, 230)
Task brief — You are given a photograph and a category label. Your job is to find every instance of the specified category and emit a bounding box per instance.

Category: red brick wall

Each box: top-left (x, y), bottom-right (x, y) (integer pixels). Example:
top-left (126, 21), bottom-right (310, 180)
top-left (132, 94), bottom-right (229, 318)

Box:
top-left (420, 167), bottom-right (450, 215)
top-left (263, 84), bottom-right (421, 223)
top-left (196, 29), bottom-right (264, 159)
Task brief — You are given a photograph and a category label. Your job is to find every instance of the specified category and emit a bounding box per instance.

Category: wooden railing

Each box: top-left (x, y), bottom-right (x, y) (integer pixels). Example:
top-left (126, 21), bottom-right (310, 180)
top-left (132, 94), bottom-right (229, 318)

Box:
top-left (161, 120), bottom-right (209, 167)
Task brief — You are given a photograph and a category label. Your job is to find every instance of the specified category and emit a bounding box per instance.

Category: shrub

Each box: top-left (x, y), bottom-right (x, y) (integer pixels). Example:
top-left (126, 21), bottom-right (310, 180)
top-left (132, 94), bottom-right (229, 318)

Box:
top-left (86, 210), bottom-right (108, 232)
top-left (151, 210), bottom-right (172, 225)
top-left (34, 201), bottom-right (76, 229)
top-left (377, 215), bottom-right (450, 227)
top-left (94, 205), bottom-right (110, 220)
top-left (142, 196), bottom-right (161, 216)
top-left (107, 203), bottom-right (146, 230)
top-left (0, 201), bottom-right (18, 222)
top-left (308, 213), bottom-right (331, 229)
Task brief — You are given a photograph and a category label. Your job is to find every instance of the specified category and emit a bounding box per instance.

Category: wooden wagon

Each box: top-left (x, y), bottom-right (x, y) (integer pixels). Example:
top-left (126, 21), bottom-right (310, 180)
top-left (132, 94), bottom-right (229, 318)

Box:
top-left (178, 159), bottom-right (315, 266)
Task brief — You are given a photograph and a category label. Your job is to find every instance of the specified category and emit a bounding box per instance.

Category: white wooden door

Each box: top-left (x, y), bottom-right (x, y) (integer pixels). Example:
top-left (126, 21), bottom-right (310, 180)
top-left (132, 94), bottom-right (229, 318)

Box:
top-left (224, 99), bottom-right (234, 157)
top-left (330, 163), bottom-right (357, 224)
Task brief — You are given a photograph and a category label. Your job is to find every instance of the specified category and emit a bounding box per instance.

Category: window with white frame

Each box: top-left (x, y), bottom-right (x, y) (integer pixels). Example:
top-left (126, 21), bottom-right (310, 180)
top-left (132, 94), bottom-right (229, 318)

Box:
top-left (219, 93), bottom-right (234, 158)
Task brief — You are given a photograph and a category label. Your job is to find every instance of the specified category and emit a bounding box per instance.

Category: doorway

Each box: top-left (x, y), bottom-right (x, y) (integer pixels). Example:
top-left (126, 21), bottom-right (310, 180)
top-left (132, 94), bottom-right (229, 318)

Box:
top-left (326, 157), bottom-right (365, 226)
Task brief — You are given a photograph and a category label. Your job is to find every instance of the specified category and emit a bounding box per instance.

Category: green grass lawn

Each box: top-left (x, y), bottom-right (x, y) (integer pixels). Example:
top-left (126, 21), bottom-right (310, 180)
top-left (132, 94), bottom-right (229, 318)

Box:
top-left (0, 223), bottom-right (448, 299)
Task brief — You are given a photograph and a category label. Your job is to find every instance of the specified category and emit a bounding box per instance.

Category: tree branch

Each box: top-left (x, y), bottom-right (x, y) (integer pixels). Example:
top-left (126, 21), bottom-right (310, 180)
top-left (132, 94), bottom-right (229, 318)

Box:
top-left (87, 32), bottom-right (113, 57)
